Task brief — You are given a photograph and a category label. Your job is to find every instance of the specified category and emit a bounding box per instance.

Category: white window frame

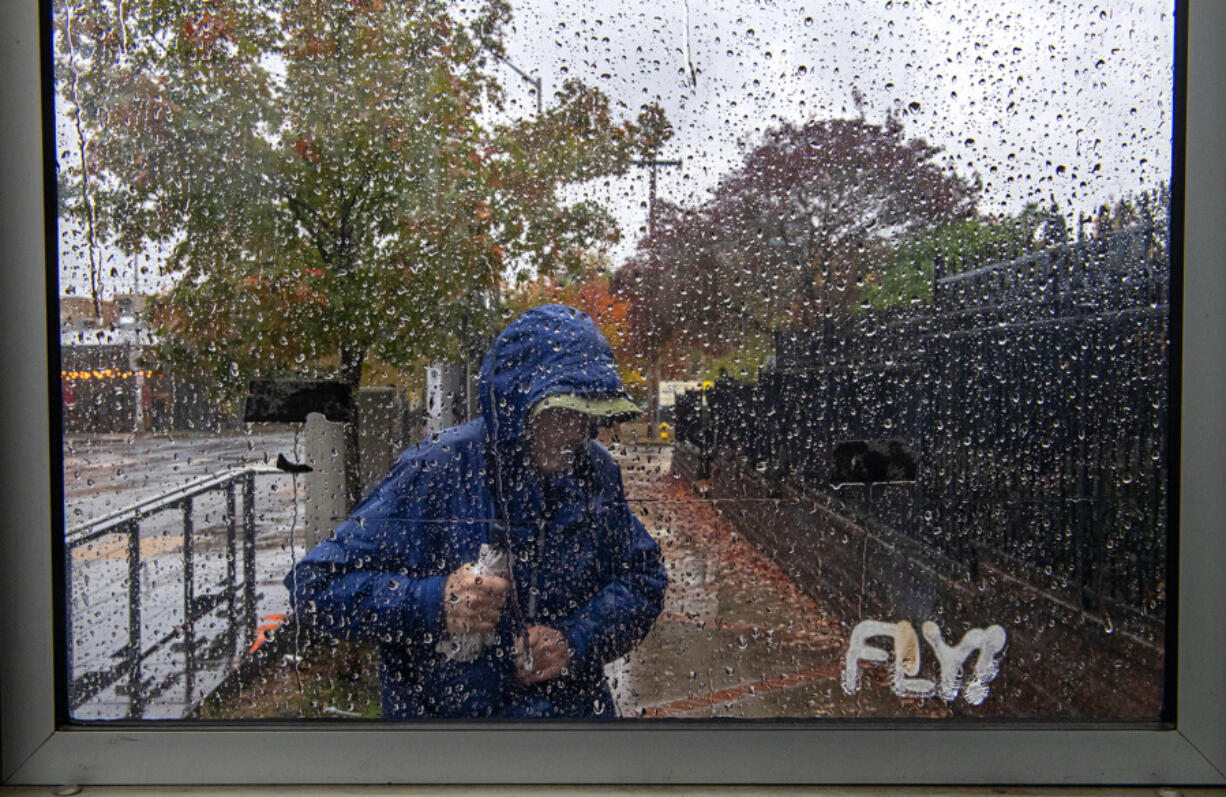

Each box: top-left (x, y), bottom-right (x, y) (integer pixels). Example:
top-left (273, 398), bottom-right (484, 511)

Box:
top-left (2, 0), bottom-right (1223, 785)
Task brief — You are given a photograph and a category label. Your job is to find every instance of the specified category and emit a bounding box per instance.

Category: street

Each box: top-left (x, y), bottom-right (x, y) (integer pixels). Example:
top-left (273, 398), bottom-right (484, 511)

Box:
top-left (64, 429), bottom-right (301, 529)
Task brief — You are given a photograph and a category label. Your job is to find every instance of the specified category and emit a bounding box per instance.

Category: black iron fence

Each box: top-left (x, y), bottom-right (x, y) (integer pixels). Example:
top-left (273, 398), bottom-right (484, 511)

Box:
top-left (676, 224), bottom-right (1170, 622)
top-left (935, 224), bottom-right (1167, 312)
top-left (66, 466), bottom-right (285, 718)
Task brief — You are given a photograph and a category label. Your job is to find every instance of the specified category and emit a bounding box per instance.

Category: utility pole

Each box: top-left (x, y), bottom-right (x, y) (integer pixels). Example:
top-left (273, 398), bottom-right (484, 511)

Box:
top-left (631, 156), bottom-right (681, 441)
top-left (130, 253), bottom-right (145, 435)
top-left (632, 157), bottom-right (681, 239)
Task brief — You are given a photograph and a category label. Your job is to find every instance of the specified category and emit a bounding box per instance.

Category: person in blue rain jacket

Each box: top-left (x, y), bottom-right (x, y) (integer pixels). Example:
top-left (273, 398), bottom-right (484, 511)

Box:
top-left (285, 305), bottom-right (667, 719)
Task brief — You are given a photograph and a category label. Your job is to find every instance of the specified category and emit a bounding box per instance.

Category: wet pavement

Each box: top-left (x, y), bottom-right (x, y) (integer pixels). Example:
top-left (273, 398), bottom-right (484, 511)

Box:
top-left (63, 429), bottom-right (301, 528)
top-left (608, 443), bottom-right (949, 720)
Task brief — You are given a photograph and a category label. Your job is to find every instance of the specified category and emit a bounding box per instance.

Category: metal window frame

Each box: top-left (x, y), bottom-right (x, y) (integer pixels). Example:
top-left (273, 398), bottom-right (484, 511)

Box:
top-left (3, 0), bottom-right (1223, 785)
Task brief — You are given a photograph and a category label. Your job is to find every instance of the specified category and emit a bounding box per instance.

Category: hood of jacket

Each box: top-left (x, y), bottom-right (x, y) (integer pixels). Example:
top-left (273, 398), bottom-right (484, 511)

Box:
top-left (477, 304), bottom-right (630, 522)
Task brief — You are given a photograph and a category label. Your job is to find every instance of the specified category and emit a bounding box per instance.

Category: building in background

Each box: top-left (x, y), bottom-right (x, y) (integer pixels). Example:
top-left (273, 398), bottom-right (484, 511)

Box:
top-left (60, 294), bottom-right (224, 434)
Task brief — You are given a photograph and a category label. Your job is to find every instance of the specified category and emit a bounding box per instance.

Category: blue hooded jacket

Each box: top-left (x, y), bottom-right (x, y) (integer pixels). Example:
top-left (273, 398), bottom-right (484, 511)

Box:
top-left (285, 305), bottom-right (668, 719)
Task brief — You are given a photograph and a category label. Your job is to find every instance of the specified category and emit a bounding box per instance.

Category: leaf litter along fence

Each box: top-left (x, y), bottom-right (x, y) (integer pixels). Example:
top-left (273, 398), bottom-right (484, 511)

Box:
top-left (674, 224), bottom-right (1170, 625)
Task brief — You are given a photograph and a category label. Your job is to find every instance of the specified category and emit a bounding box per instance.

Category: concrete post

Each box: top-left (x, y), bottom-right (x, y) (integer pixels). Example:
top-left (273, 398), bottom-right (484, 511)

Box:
top-left (425, 362), bottom-right (469, 437)
top-left (303, 411), bottom-right (348, 550)
top-left (357, 387), bottom-right (401, 497)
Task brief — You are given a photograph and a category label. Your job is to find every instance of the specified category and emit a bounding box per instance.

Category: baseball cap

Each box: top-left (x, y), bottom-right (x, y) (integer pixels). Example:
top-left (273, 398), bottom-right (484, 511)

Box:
top-left (529, 393), bottom-right (643, 426)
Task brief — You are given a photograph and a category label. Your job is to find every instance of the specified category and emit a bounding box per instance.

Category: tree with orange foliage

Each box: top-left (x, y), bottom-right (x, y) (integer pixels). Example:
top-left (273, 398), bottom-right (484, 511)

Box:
top-left (506, 261), bottom-right (645, 403)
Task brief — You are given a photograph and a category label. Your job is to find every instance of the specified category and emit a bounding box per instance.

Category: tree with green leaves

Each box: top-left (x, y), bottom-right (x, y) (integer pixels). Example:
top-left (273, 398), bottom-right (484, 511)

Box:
top-left (863, 186), bottom-right (1170, 313)
top-left (56, 0), bottom-right (666, 503)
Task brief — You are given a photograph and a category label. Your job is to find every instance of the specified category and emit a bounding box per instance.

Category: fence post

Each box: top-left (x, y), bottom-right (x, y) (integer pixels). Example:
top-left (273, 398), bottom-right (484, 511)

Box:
top-left (932, 252), bottom-right (945, 307)
top-left (243, 471), bottom-right (257, 651)
top-left (126, 517), bottom-right (143, 717)
top-left (304, 412), bottom-right (347, 551)
top-left (182, 497), bottom-right (194, 705)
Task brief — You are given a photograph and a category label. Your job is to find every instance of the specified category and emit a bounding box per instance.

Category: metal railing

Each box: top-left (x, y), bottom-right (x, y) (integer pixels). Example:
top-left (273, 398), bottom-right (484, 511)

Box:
top-left (66, 465), bottom-right (285, 718)
top-left (934, 225), bottom-right (1167, 312)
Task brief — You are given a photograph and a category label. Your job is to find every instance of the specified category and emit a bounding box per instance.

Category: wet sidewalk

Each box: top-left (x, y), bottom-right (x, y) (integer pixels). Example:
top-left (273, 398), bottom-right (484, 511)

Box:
top-left (609, 444), bottom-right (949, 720)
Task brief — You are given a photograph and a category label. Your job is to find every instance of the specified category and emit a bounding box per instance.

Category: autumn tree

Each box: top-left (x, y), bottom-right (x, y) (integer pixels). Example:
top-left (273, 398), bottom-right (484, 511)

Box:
top-left (56, 0), bottom-right (666, 502)
top-left (613, 201), bottom-right (721, 362)
top-left (617, 114), bottom-right (978, 377)
top-left (706, 115), bottom-right (978, 323)
top-left (506, 255), bottom-right (643, 399)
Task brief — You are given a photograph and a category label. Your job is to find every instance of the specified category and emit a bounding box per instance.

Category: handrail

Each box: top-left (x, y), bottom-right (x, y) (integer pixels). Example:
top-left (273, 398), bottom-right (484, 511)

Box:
top-left (67, 465), bottom-right (290, 718)
top-left (66, 464), bottom-right (283, 544)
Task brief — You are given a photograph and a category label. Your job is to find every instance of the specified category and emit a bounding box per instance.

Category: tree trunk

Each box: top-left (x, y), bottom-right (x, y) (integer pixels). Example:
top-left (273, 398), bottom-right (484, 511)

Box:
top-left (339, 345), bottom-right (365, 510)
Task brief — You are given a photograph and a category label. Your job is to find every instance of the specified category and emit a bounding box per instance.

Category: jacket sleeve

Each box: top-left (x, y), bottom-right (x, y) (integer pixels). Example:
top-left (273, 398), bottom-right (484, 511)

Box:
top-left (558, 463), bottom-right (668, 671)
top-left (283, 455), bottom-right (448, 647)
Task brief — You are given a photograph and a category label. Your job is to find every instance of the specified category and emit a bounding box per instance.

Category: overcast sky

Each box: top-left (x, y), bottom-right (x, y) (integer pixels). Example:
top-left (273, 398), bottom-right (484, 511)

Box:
top-left (58, 0), bottom-right (1174, 297)
top-left (496, 0), bottom-right (1174, 261)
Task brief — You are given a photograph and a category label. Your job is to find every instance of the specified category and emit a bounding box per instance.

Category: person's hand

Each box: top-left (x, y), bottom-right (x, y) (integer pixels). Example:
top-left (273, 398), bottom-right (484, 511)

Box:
top-left (444, 563), bottom-right (509, 635)
top-left (514, 625), bottom-right (571, 686)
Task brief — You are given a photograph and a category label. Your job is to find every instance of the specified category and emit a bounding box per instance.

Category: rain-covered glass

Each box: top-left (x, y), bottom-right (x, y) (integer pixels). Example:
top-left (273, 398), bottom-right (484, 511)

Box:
top-left (54, 0), bottom-right (1174, 721)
